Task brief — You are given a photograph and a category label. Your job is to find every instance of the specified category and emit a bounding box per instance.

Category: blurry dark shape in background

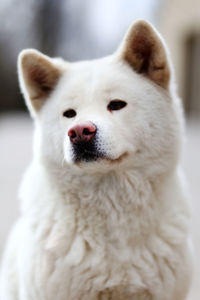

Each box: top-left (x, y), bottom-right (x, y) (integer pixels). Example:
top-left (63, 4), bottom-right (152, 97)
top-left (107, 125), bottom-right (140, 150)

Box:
top-left (185, 33), bottom-right (200, 116)
top-left (0, 0), bottom-right (63, 112)
top-left (37, 0), bottom-right (63, 56)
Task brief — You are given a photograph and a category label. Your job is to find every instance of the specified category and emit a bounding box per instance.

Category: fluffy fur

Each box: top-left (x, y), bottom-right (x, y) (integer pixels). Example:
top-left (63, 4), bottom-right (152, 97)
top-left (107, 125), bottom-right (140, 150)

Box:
top-left (0, 20), bottom-right (192, 300)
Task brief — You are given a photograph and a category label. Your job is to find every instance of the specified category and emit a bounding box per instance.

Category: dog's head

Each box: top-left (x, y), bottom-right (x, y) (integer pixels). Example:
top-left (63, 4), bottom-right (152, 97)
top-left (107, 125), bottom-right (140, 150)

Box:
top-left (18, 20), bottom-right (182, 175)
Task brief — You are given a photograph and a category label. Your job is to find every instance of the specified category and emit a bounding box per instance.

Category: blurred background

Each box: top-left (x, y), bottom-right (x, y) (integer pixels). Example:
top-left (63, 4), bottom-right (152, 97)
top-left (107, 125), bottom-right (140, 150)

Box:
top-left (0, 0), bottom-right (199, 298)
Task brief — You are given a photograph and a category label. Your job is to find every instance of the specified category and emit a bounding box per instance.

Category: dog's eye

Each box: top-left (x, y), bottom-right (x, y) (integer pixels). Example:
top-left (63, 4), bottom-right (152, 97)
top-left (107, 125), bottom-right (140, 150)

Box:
top-left (63, 109), bottom-right (76, 118)
top-left (107, 100), bottom-right (127, 111)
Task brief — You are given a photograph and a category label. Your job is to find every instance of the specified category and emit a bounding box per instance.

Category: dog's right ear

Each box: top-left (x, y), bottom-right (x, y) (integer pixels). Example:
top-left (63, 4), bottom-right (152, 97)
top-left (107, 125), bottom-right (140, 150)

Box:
top-left (18, 49), bottom-right (63, 116)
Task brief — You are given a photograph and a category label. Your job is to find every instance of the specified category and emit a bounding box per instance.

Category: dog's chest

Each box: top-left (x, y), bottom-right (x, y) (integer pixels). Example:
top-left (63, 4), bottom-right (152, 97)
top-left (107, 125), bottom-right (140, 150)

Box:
top-left (19, 174), bottom-right (174, 299)
top-left (26, 226), bottom-right (153, 300)
top-left (21, 208), bottom-right (165, 300)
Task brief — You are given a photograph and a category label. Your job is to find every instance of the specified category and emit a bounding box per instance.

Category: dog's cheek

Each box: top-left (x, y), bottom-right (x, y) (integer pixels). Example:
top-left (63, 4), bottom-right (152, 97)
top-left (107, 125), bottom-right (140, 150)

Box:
top-left (95, 133), bottom-right (120, 160)
top-left (37, 118), bottom-right (65, 166)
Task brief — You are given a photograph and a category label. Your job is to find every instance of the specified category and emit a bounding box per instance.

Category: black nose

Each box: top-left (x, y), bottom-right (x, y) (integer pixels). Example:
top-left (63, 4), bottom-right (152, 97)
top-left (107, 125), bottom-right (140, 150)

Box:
top-left (68, 122), bottom-right (97, 144)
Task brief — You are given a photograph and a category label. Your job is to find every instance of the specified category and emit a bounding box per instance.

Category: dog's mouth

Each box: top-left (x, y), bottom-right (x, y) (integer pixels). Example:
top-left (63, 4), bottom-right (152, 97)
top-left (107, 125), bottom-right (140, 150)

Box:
top-left (71, 141), bottom-right (127, 164)
top-left (72, 141), bottom-right (104, 163)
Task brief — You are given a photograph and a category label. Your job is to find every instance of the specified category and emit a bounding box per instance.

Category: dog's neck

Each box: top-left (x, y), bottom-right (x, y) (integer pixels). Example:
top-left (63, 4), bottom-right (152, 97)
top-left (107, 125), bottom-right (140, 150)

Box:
top-left (40, 159), bottom-right (159, 206)
top-left (19, 159), bottom-right (173, 247)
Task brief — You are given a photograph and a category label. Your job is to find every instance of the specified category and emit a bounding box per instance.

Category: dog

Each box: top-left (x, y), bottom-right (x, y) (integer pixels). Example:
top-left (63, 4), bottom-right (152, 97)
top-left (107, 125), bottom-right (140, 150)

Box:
top-left (0, 20), bottom-right (193, 300)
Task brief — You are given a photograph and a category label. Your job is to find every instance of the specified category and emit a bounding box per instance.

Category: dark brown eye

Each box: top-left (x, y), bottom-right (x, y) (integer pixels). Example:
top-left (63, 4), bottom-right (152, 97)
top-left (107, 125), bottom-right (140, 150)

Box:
top-left (63, 109), bottom-right (76, 118)
top-left (107, 100), bottom-right (127, 111)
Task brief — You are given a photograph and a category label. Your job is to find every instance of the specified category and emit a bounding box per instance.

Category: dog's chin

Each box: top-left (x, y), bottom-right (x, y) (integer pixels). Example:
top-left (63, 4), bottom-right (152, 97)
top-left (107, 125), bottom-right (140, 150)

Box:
top-left (73, 152), bottom-right (103, 163)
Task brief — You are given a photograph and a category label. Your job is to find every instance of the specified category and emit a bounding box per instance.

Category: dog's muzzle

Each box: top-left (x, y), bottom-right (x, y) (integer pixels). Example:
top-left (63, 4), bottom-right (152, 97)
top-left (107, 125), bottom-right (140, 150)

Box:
top-left (68, 122), bottom-right (104, 162)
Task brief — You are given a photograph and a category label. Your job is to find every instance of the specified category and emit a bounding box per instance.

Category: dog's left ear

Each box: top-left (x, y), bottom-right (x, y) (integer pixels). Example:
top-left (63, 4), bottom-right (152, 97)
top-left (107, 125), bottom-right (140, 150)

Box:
top-left (118, 20), bottom-right (171, 89)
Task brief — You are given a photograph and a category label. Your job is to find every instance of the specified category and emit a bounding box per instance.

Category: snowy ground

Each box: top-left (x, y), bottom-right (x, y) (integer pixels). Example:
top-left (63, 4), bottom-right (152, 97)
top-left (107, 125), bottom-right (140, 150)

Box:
top-left (0, 113), bottom-right (199, 299)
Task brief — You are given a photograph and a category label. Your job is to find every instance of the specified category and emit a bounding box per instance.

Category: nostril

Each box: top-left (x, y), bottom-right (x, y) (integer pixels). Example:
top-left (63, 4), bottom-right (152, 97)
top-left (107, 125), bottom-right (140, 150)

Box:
top-left (83, 128), bottom-right (93, 136)
top-left (68, 129), bottom-right (76, 139)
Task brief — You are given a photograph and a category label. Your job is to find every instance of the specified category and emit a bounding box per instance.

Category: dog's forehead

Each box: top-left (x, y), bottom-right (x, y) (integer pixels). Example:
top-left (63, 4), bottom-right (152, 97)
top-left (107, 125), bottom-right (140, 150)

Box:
top-left (63, 58), bottom-right (135, 90)
top-left (57, 57), bottom-right (141, 103)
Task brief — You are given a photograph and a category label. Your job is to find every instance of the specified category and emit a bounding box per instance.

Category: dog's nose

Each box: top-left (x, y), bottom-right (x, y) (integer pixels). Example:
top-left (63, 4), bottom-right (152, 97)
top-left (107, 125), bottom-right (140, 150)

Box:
top-left (68, 122), bottom-right (97, 144)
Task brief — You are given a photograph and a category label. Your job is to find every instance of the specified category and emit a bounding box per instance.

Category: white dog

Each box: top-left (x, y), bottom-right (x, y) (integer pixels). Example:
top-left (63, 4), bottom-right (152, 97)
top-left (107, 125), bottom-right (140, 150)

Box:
top-left (0, 20), bottom-right (192, 300)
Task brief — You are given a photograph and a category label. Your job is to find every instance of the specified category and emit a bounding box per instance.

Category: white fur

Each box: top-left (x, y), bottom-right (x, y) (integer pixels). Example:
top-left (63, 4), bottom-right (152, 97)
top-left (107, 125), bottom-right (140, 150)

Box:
top-left (0, 21), bottom-right (192, 300)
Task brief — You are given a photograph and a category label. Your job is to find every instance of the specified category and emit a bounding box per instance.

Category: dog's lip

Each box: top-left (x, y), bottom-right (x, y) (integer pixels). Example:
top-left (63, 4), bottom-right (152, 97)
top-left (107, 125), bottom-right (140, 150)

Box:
top-left (103, 152), bottom-right (128, 163)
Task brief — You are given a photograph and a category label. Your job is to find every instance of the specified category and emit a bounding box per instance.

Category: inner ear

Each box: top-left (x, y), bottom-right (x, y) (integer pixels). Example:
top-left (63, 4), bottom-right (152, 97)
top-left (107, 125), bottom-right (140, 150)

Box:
top-left (29, 63), bottom-right (57, 95)
top-left (18, 49), bottom-right (62, 112)
top-left (120, 20), bottom-right (171, 89)
top-left (129, 34), bottom-right (153, 74)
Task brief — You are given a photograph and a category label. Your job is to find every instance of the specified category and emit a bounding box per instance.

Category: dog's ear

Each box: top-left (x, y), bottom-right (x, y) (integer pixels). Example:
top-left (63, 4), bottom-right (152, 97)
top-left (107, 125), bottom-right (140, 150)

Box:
top-left (118, 20), bottom-right (171, 89)
top-left (18, 49), bottom-right (62, 115)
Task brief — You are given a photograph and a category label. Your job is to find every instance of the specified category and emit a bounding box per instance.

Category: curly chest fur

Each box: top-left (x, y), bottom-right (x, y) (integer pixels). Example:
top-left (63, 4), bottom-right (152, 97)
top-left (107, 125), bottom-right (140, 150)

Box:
top-left (18, 170), bottom-right (187, 300)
